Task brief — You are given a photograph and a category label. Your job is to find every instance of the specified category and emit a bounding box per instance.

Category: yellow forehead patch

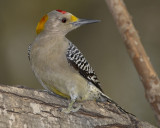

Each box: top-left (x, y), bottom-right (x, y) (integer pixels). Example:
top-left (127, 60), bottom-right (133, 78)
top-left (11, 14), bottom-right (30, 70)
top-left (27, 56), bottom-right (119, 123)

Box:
top-left (71, 15), bottom-right (78, 22)
top-left (36, 15), bottom-right (48, 34)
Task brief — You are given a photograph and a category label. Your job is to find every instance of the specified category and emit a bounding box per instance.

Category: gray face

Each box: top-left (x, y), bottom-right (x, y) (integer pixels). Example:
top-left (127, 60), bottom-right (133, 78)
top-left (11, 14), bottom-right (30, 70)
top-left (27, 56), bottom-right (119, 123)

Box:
top-left (44, 10), bottom-right (79, 35)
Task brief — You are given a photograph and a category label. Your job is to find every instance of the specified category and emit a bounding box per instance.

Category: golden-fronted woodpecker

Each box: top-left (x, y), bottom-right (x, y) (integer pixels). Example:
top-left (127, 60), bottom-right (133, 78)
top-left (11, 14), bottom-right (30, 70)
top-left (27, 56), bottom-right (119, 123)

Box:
top-left (28, 10), bottom-right (127, 114)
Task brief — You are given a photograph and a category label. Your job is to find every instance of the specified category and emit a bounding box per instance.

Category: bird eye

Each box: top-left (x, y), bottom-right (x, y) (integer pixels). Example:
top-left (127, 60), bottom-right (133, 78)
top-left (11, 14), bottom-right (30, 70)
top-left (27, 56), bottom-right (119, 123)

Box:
top-left (61, 18), bottom-right (67, 23)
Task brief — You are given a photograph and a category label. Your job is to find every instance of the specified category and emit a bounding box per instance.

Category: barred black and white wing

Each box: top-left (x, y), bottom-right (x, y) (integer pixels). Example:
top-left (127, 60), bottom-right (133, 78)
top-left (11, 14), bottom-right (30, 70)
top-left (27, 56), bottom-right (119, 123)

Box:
top-left (66, 42), bottom-right (103, 92)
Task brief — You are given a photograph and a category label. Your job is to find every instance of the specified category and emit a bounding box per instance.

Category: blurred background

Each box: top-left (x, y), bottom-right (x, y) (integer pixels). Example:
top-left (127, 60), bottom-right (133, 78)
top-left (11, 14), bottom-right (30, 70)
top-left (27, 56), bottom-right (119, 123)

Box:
top-left (0, 0), bottom-right (160, 126)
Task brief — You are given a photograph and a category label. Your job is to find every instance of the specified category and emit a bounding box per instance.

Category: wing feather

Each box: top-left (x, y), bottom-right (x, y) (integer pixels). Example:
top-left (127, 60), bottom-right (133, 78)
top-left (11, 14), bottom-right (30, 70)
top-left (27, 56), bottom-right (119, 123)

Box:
top-left (66, 42), bottom-right (103, 92)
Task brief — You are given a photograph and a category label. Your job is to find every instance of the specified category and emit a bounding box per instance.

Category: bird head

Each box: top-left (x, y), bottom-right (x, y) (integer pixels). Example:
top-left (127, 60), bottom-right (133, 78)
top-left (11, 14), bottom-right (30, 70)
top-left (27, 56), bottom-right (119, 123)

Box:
top-left (36, 10), bottom-right (100, 35)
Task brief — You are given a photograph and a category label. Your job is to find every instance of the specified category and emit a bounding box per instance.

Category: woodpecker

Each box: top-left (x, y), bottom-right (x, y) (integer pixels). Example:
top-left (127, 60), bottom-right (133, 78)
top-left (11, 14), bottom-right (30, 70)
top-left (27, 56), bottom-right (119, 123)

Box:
top-left (28, 10), bottom-right (128, 114)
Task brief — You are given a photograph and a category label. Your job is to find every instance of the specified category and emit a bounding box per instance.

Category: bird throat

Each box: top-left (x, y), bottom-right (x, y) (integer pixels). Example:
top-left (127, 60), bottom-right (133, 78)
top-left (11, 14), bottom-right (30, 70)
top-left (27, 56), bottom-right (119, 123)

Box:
top-left (36, 15), bottom-right (48, 34)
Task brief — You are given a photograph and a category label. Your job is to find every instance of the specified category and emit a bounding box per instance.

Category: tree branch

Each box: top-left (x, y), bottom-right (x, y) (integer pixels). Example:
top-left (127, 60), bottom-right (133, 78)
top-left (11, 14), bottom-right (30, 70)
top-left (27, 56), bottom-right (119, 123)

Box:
top-left (105, 0), bottom-right (160, 125)
top-left (0, 85), bottom-right (156, 128)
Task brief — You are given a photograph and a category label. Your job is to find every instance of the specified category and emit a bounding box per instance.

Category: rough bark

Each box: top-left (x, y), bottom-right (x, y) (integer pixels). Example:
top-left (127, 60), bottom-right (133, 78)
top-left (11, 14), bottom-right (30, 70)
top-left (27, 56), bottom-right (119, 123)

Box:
top-left (0, 85), bottom-right (156, 128)
top-left (105, 0), bottom-right (160, 125)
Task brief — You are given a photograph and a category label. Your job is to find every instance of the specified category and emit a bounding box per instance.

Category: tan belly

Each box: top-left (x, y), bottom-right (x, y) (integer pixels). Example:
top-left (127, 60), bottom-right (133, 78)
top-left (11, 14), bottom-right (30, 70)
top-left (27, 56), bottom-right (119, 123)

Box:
top-left (31, 48), bottom-right (89, 100)
top-left (30, 39), bottom-right (98, 101)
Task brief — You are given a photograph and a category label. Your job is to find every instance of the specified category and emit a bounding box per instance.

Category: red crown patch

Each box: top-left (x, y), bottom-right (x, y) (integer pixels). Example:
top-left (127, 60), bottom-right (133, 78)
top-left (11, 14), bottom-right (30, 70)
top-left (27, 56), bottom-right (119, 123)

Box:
top-left (56, 10), bottom-right (66, 14)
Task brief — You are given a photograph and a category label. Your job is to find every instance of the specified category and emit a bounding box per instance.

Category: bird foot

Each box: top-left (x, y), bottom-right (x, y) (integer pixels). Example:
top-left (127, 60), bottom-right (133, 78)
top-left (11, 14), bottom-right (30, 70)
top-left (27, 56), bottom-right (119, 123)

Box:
top-left (61, 99), bottom-right (81, 114)
top-left (62, 104), bottom-right (81, 114)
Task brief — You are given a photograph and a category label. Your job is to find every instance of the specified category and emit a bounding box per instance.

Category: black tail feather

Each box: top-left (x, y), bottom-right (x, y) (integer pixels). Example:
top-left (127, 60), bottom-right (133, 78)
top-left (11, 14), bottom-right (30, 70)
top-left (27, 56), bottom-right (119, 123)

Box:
top-left (99, 93), bottom-right (135, 116)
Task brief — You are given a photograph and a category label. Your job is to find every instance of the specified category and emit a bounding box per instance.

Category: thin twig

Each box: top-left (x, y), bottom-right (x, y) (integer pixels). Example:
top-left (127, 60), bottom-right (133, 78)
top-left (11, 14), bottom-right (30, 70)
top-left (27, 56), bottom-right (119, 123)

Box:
top-left (105, 0), bottom-right (160, 125)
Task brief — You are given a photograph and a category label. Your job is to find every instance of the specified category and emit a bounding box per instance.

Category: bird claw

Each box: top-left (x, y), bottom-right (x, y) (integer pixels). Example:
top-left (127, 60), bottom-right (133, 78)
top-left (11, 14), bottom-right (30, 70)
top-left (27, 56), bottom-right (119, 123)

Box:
top-left (72, 104), bottom-right (81, 112)
top-left (62, 104), bottom-right (81, 114)
top-left (61, 99), bottom-right (81, 114)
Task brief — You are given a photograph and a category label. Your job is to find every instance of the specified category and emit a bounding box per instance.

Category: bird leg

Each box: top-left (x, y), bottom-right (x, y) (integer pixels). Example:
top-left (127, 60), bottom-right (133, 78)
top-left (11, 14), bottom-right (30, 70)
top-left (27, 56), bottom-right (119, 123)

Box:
top-left (62, 100), bottom-right (81, 114)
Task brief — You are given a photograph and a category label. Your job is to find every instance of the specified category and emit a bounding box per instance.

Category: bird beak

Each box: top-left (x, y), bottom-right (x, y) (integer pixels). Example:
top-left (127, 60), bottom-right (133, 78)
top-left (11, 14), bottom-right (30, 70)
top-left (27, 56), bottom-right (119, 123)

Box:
top-left (71, 19), bottom-right (100, 26)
